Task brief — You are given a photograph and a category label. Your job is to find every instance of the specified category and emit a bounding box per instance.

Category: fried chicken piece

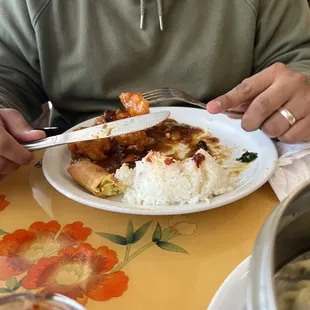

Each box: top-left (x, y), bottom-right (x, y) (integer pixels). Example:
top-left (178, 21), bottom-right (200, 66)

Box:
top-left (70, 92), bottom-right (150, 160)
top-left (68, 136), bottom-right (111, 161)
top-left (119, 92), bottom-right (150, 116)
top-left (114, 131), bottom-right (154, 151)
top-left (116, 109), bottom-right (131, 120)
top-left (95, 92), bottom-right (147, 125)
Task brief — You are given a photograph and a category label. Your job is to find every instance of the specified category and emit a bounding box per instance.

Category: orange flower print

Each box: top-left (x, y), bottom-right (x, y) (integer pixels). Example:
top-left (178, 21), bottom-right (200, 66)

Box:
top-left (0, 221), bottom-right (91, 281)
top-left (22, 243), bottom-right (128, 305)
top-left (0, 195), bottom-right (9, 211)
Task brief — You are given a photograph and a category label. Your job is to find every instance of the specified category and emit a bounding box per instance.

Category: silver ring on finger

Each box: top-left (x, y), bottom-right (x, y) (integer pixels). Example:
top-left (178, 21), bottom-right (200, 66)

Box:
top-left (278, 107), bottom-right (296, 126)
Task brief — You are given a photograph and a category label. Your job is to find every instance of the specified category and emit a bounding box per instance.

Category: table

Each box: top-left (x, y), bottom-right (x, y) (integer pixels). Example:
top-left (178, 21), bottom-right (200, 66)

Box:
top-left (0, 154), bottom-right (278, 310)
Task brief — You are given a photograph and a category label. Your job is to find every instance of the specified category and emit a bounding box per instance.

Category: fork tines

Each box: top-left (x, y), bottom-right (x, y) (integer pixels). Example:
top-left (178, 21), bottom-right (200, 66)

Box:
top-left (142, 88), bottom-right (174, 102)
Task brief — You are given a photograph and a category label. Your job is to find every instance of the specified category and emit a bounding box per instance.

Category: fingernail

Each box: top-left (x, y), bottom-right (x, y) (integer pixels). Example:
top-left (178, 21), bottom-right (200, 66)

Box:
top-left (25, 129), bottom-right (39, 133)
top-left (24, 129), bottom-right (46, 138)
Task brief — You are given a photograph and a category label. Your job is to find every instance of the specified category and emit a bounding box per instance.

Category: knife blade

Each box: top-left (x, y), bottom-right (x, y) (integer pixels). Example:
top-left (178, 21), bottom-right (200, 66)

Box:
top-left (23, 111), bottom-right (170, 151)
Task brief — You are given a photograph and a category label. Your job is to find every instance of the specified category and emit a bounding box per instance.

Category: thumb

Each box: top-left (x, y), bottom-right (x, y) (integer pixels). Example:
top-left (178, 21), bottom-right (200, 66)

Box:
top-left (0, 109), bottom-right (46, 142)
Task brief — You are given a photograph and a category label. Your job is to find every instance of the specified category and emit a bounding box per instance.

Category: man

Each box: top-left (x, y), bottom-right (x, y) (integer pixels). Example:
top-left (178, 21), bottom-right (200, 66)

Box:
top-left (0, 0), bottom-right (310, 178)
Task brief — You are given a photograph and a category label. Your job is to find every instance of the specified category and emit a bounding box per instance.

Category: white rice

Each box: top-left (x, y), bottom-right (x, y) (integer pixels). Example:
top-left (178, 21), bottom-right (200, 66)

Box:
top-left (115, 149), bottom-right (235, 206)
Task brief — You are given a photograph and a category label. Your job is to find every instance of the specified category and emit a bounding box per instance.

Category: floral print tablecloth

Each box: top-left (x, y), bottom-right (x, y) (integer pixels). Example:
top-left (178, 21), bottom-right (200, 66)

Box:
top-left (0, 157), bottom-right (278, 309)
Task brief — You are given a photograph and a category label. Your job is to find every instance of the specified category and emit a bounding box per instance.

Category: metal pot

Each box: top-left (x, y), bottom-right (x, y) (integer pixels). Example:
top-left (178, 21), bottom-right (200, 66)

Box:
top-left (247, 181), bottom-right (310, 310)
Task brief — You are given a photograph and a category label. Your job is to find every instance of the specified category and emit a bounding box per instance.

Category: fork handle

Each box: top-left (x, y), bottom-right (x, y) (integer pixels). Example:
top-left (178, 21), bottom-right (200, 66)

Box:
top-left (221, 110), bottom-right (244, 118)
top-left (167, 100), bottom-right (244, 118)
top-left (148, 98), bottom-right (243, 118)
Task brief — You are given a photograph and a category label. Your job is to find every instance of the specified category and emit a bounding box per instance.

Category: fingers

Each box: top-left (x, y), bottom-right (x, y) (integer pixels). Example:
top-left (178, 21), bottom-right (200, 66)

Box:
top-left (261, 112), bottom-right (291, 139)
top-left (0, 109), bottom-right (45, 142)
top-left (226, 102), bottom-right (251, 119)
top-left (229, 102), bottom-right (251, 113)
top-left (207, 65), bottom-right (276, 114)
top-left (261, 88), bottom-right (310, 138)
top-left (242, 69), bottom-right (309, 131)
top-left (241, 83), bottom-right (300, 131)
top-left (262, 106), bottom-right (298, 139)
top-left (0, 109), bottom-right (40, 175)
top-left (207, 63), bottom-right (307, 130)
top-left (278, 115), bottom-right (310, 143)
top-left (0, 157), bottom-right (19, 174)
top-left (0, 127), bottom-right (34, 166)
top-left (206, 62), bottom-right (310, 144)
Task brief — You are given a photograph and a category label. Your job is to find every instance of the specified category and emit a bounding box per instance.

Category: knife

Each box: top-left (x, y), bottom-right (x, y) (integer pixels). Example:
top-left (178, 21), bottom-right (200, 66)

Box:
top-left (23, 111), bottom-right (170, 151)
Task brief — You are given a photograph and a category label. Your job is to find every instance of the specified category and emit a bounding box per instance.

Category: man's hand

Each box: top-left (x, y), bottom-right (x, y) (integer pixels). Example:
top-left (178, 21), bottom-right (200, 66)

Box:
top-left (207, 63), bottom-right (310, 143)
top-left (0, 109), bottom-right (45, 180)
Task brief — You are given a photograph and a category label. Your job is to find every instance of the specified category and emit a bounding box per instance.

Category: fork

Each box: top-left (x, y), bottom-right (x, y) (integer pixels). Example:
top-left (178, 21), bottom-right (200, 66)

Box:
top-left (142, 87), bottom-right (244, 118)
top-left (33, 88), bottom-right (243, 139)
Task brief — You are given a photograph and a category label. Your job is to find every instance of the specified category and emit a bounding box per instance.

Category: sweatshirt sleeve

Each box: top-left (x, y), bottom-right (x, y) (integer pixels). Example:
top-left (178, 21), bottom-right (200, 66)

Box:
top-left (253, 0), bottom-right (310, 80)
top-left (0, 1), bottom-right (48, 122)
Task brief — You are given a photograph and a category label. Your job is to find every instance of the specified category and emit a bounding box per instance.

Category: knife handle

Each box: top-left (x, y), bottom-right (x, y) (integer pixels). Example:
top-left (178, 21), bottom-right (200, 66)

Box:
top-left (22, 127), bottom-right (66, 151)
top-left (23, 136), bottom-right (59, 151)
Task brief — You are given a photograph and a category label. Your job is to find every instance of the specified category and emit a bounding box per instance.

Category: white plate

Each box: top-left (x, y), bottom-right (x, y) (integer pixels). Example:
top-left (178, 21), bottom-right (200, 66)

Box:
top-left (208, 256), bottom-right (250, 310)
top-left (43, 107), bottom-right (278, 215)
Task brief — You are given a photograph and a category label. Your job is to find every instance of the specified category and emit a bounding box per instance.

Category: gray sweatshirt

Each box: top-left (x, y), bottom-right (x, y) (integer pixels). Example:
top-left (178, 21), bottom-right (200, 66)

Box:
top-left (0, 0), bottom-right (310, 127)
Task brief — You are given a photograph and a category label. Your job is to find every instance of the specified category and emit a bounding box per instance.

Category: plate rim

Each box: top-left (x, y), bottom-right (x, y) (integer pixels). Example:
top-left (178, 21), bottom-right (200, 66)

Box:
top-left (43, 107), bottom-right (278, 215)
top-left (208, 256), bottom-right (250, 310)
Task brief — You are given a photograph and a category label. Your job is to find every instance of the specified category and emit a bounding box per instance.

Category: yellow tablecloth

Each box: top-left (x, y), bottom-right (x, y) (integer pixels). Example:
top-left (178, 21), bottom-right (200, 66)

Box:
top-left (0, 155), bottom-right (278, 310)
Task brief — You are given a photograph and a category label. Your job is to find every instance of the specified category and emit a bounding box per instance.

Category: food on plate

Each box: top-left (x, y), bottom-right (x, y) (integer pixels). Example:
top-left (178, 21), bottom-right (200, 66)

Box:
top-left (115, 149), bottom-right (234, 205)
top-left (275, 256), bottom-right (310, 310)
top-left (69, 92), bottom-right (154, 165)
top-left (67, 160), bottom-right (124, 197)
top-left (68, 100), bottom-right (228, 174)
top-left (236, 151), bottom-right (258, 163)
top-left (67, 91), bottom-right (254, 204)
top-left (68, 132), bottom-right (111, 161)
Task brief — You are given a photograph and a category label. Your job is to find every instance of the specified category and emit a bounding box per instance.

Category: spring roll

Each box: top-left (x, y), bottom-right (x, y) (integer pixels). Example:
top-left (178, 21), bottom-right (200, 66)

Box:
top-left (67, 160), bottom-right (124, 197)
